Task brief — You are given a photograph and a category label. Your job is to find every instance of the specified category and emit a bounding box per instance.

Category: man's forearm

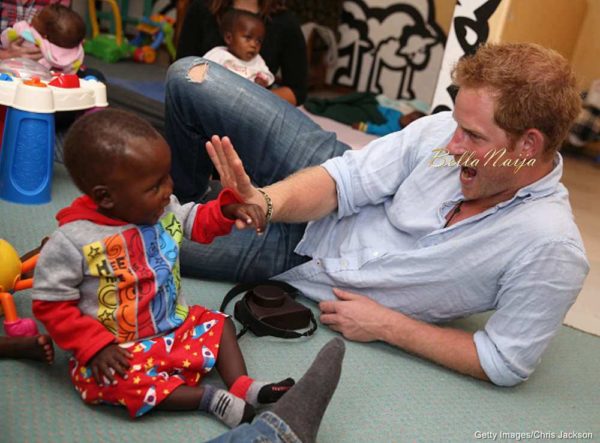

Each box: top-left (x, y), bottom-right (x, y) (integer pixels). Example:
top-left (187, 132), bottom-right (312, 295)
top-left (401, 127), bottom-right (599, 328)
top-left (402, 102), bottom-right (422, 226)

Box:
top-left (378, 309), bottom-right (489, 381)
top-left (263, 166), bottom-right (338, 223)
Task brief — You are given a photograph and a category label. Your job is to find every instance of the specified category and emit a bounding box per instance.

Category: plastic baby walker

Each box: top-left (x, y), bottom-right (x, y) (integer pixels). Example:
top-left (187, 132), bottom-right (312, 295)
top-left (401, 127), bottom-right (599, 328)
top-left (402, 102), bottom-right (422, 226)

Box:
top-left (0, 58), bottom-right (107, 205)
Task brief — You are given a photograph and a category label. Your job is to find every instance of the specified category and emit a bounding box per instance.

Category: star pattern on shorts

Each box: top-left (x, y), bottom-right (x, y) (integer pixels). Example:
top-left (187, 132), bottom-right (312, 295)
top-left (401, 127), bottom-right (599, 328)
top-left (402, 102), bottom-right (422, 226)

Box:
top-left (145, 357), bottom-right (154, 370)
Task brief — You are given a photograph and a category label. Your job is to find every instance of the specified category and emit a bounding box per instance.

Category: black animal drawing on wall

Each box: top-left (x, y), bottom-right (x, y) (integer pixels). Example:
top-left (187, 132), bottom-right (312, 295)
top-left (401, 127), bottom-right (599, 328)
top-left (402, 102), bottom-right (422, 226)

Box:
top-left (332, 0), bottom-right (445, 100)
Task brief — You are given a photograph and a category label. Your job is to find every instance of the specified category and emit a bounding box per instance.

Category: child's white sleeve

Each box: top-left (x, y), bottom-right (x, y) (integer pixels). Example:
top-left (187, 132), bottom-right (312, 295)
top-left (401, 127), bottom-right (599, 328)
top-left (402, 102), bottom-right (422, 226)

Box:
top-left (254, 55), bottom-right (275, 86)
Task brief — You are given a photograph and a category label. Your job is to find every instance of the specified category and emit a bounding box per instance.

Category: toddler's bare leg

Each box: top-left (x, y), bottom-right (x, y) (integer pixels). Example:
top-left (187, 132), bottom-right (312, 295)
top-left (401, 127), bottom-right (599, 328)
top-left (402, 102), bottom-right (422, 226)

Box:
top-left (215, 318), bottom-right (248, 387)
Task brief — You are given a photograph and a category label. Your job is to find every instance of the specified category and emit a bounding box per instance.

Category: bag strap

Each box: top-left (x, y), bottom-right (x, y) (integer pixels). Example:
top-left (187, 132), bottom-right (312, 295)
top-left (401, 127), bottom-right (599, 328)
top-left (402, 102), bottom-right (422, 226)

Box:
top-left (220, 280), bottom-right (292, 312)
top-left (220, 280), bottom-right (318, 339)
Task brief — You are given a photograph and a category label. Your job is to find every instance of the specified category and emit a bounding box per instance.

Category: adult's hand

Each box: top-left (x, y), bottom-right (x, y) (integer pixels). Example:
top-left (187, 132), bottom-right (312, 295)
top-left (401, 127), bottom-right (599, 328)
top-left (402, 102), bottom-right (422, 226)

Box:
top-left (319, 288), bottom-right (389, 342)
top-left (0, 37), bottom-right (42, 60)
top-left (206, 135), bottom-right (261, 205)
top-left (321, 287), bottom-right (490, 382)
top-left (207, 136), bottom-right (338, 224)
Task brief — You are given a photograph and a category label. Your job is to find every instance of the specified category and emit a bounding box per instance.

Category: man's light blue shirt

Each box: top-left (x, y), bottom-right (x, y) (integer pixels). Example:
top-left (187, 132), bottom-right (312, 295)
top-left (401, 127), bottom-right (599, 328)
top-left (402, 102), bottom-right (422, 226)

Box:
top-left (276, 111), bottom-right (589, 386)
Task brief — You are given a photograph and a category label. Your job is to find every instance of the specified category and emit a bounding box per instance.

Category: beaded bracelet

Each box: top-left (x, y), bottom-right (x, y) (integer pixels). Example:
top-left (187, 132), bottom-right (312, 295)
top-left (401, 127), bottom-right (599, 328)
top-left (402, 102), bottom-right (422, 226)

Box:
top-left (257, 188), bottom-right (273, 223)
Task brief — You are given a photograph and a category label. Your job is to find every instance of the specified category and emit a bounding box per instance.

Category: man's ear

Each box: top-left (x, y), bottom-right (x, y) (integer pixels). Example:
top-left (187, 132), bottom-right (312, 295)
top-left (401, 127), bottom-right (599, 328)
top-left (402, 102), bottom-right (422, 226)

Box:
top-left (91, 185), bottom-right (114, 209)
top-left (517, 128), bottom-right (545, 159)
top-left (224, 32), bottom-right (233, 45)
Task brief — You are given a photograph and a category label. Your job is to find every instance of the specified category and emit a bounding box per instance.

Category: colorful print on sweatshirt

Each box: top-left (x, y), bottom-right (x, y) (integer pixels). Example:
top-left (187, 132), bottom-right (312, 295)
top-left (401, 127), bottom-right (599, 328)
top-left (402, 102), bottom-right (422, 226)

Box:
top-left (81, 212), bottom-right (189, 342)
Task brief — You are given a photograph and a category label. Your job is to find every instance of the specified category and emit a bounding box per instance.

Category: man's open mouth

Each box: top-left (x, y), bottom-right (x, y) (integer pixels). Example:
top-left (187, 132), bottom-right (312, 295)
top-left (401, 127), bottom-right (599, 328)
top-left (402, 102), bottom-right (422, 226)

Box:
top-left (461, 166), bottom-right (477, 181)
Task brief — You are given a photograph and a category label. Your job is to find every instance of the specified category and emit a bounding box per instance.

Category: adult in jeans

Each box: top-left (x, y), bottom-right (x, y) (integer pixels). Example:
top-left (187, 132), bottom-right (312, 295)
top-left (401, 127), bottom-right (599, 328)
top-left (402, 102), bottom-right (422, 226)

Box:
top-left (165, 43), bottom-right (589, 387)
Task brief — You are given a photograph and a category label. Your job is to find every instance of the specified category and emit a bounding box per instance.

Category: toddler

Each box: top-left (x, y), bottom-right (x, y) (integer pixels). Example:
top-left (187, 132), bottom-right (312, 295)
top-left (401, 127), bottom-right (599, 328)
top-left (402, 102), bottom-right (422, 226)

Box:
top-left (353, 109), bottom-right (426, 136)
top-left (31, 109), bottom-right (294, 427)
top-left (204, 9), bottom-right (275, 87)
top-left (1, 4), bottom-right (85, 74)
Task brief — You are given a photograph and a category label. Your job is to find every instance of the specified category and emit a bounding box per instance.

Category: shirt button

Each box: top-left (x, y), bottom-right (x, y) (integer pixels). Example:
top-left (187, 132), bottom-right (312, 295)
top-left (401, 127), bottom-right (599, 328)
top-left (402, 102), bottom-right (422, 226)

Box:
top-left (373, 251), bottom-right (379, 257)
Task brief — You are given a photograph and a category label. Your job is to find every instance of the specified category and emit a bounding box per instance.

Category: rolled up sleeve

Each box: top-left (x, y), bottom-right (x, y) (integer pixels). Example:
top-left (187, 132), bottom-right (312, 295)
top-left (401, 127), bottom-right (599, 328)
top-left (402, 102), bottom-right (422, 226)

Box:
top-left (474, 330), bottom-right (528, 386)
top-left (321, 114), bottom-right (443, 219)
top-left (474, 240), bottom-right (589, 386)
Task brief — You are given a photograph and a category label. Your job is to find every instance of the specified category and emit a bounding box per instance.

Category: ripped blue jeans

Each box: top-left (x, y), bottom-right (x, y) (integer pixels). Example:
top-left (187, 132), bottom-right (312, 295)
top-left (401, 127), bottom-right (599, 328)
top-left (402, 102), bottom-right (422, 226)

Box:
top-left (205, 411), bottom-right (302, 443)
top-left (165, 57), bottom-right (349, 282)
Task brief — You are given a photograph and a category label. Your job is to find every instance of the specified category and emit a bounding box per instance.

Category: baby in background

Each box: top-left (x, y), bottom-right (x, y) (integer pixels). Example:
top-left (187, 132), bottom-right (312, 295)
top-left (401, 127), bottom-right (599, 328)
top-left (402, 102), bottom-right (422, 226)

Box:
top-left (31, 109), bottom-right (295, 427)
top-left (1, 4), bottom-right (85, 74)
top-left (204, 9), bottom-right (275, 87)
top-left (353, 109), bottom-right (426, 136)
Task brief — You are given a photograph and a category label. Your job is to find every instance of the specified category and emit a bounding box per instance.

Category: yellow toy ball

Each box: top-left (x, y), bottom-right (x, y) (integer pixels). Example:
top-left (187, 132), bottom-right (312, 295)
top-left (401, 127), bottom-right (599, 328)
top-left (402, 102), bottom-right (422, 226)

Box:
top-left (0, 239), bottom-right (39, 336)
top-left (0, 239), bottom-right (22, 292)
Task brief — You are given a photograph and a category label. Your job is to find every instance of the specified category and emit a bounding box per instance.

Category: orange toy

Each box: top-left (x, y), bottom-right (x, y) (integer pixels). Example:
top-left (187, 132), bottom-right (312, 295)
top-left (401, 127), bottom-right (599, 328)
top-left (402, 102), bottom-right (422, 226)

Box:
top-left (0, 239), bottom-right (40, 337)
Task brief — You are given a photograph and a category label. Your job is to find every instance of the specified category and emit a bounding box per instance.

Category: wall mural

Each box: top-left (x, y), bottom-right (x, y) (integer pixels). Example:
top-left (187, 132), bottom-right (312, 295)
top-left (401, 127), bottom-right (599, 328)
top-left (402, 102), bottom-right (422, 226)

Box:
top-left (430, 0), bottom-right (502, 113)
top-left (328, 0), bottom-right (446, 105)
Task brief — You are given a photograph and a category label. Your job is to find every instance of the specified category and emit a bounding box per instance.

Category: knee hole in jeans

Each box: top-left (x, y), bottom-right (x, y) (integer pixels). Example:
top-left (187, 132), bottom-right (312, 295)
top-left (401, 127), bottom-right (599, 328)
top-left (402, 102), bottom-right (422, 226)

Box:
top-left (187, 63), bottom-right (208, 82)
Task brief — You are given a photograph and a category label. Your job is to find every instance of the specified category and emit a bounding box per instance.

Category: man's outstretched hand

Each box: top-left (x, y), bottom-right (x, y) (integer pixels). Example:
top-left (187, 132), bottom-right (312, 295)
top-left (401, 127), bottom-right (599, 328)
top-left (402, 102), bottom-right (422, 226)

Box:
top-left (206, 135), bottom-right (261, 205)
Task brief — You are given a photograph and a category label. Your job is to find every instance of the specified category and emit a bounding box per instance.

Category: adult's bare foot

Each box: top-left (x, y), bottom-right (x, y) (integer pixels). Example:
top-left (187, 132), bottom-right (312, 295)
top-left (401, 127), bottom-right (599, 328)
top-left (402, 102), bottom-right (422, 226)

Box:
top-left (0, 334), bottom-right (54, 364)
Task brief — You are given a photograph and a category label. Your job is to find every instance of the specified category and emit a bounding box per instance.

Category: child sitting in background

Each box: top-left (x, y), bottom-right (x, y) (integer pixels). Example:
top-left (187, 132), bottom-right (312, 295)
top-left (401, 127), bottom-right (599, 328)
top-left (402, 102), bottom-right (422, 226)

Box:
top-left (353, 107), bottom-right (426, 136)
top-left (1, 4), bottom-right (85, 74)
top-left (31, 109), bottom-right (294, 427)
top-left (203, 9), bottom-right (274, 87)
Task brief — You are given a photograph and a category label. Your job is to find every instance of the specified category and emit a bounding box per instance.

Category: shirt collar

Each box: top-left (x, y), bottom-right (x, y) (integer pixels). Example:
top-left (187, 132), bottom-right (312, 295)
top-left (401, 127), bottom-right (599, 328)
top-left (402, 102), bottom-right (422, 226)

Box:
top-left (446, 153), bottom-right (564, 211)
top-left (513, 152), bottom-right (563, 201)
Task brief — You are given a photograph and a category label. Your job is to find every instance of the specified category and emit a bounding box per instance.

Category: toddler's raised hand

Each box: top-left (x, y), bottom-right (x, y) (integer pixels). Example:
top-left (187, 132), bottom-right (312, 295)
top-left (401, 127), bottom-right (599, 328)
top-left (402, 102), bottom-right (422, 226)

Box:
top-left (223, 203), bottom-right (266, 234)
top-left (89, 343), bottom-right (133, 386)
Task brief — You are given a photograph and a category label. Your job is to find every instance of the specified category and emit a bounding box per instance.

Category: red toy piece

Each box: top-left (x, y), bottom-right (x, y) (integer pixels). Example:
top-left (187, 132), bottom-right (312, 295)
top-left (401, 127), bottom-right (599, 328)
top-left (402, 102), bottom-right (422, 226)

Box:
top-left (49, 74), bottom-right (81, 88)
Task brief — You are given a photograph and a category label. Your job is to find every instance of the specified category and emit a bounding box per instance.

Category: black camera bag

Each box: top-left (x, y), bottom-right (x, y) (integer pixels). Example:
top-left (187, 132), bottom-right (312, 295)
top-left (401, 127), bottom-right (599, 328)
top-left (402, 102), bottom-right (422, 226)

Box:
top-left (220, 280), bottom-right (317, 339)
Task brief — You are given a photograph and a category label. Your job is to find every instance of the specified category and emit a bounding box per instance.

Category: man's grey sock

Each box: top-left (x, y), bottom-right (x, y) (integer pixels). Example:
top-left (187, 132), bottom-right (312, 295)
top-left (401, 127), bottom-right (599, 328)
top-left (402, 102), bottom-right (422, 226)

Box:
top-left (200, 385), bottom-right (255, 428)
top-left (270, 338), bottom-right (346, 443)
